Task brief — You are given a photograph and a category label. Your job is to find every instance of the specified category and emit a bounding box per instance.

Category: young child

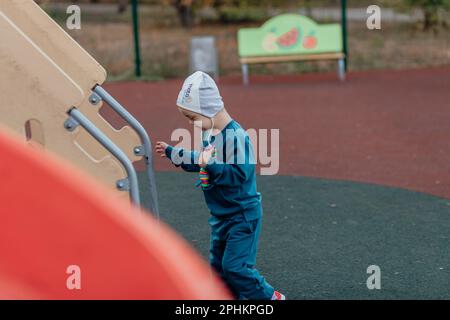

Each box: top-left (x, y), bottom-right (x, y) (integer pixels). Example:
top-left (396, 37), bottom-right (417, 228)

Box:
top-left (155, 71), bottom-right (285, 300)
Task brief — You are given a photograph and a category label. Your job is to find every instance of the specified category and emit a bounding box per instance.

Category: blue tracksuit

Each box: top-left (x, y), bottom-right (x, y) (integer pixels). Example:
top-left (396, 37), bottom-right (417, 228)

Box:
top-left (165, 120), bottom-right (274, 299)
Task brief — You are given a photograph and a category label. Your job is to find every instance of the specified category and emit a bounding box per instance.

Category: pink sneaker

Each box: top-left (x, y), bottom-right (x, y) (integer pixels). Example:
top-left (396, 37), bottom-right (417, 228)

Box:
top-left (271, 290), bottom-right (286, 300)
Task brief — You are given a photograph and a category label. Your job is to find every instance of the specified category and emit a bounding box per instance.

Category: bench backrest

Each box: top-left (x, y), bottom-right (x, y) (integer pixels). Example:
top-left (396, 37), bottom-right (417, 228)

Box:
top-left (238, 14), bottom-right (342, 58)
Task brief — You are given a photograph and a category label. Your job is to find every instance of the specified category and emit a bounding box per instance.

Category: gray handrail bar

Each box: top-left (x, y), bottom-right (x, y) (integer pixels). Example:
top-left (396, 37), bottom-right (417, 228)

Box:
top-left (92, 85), bottom-right (159, 217)
top-left (68, 108), bottom-right (141, 207)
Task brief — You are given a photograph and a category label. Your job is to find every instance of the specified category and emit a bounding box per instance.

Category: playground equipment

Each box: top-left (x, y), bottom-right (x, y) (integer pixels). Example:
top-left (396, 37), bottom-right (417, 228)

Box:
top-left (238, 14), bottom-right (346, 85)
top-left (0, 128), bottom-right (231, 299)
top-left (0, 1), bottom-right (158, 213)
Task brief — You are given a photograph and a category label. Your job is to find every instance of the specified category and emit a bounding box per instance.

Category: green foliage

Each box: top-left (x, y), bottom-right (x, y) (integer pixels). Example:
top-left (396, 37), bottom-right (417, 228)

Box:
top-left (218, 6), bottom-right (269, 23)
top-left (405, 0), bottom-right (449, 7)
top-left (404, 0), bottom-right (449, 29)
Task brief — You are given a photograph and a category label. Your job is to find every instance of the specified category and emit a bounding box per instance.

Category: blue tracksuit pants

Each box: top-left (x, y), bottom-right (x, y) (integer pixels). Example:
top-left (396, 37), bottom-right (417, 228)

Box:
top-left (208, 212), bottom-right (274, 300)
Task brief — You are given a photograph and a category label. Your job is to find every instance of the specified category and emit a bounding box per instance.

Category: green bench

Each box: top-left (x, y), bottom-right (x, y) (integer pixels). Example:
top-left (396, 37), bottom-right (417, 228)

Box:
top-left (238, 14), bottom-right (346, 85)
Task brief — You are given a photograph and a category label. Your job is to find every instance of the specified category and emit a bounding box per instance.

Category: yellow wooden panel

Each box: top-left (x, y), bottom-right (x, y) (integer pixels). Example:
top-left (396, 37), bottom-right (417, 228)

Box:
top-left (0, 0), bottom-right (142, 162)
top-left (0, 11), bottom-right (128, 201)
top-left (0, 0), bottom-right (106, 90)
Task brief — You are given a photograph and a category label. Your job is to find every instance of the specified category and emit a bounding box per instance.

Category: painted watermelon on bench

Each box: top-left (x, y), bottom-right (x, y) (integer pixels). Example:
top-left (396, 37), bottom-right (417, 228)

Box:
top-left (276, 27), bottom-right (300, 48)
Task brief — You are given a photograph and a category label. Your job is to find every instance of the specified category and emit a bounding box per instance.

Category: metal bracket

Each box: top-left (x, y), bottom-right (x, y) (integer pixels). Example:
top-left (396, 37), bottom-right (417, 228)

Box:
top-left (116, 178), bottom-right (130, 191)
top-left (89, 92), bottom-right (102, 105)
top-left (133, 145), bottom-right (145, 156)
top-left (64, 117), bottom-right (80, 132)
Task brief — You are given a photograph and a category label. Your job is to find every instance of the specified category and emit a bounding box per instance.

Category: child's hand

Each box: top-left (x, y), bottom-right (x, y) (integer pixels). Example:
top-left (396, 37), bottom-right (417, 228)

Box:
top-left (155, 141), bottom-right (169, 158)
top-left (199, 147), bottom-right (215, 168)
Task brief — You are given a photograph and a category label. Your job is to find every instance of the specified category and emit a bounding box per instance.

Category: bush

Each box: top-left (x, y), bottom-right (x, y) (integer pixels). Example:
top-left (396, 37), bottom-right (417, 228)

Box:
top-left (219, 6), bottom-right (269, 23)
top-left (405, 0), bottom-right (450, 30)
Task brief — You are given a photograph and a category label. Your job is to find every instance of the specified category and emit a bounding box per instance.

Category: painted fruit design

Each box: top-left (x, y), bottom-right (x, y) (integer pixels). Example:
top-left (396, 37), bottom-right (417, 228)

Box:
top-left (276, 28), bottom-right (299, 47)
top-left (303, 34), bottom-right (317, 49)
top-left (262, 32), bottom-right (278, 52)
top-left (262, 26), bottom-right (318, 52)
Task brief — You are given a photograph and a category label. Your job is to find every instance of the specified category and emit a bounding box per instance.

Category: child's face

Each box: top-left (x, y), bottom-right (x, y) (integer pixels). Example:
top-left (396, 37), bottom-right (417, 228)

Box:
top-left (178, 107), bottom-right (212, 130)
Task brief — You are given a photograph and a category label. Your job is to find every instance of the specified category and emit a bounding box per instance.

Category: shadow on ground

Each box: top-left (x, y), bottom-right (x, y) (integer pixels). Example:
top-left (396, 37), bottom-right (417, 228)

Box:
top-left (139, 171), bottom-right (449, 299)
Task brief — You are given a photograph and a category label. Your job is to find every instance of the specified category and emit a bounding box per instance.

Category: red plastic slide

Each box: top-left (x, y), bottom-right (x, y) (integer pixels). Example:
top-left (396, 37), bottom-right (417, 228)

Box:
top-left (0, 127), bottom-right (231, 299)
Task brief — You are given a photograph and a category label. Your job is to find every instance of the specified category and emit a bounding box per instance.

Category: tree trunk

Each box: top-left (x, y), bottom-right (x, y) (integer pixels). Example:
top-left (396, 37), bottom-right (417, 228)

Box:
top-left (305, 0), bottom-right (313, 17)
top-left (423, 6), bottom-right (439, 31)
top-left (174, 0), bottom-right (194, 28)
top-left (118, 0), bottom-right (128, 14)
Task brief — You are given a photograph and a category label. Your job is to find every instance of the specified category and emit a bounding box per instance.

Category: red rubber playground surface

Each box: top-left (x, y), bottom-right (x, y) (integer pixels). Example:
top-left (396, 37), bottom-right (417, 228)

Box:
top-left (103, 67), bottom-right (450, 200)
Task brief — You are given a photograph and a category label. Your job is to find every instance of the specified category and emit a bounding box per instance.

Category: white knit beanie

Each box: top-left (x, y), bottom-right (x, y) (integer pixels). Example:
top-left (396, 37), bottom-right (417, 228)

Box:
top-left (176, 71), bottom-right (224, 118)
